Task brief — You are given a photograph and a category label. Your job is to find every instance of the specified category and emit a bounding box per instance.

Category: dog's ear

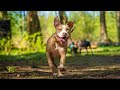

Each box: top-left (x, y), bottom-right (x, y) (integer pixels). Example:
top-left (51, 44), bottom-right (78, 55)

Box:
top-left (54, 16), bottom-right (61, 27)
top-left (68, 21), bottom-right (73, 28)
top-left (67, 21), bottom-right (75, 32)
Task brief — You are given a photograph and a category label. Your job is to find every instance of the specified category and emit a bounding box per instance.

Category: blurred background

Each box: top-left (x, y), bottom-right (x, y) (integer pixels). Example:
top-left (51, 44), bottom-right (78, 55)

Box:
top-left (0, 11), bottom-right (120, 79)
top-left (0, 11), bottom-right (120, 53)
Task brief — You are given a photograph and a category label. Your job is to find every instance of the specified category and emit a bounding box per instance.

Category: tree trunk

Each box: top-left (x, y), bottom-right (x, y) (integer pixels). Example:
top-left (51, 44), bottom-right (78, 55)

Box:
top-left (116, 11), bottom-right (120, 44)
top-left (26, 11), bottom-right (43, 46)
top-left (100, 11), bottom-right (110, 44)
top-left (0, 11), bottom-right (8, 19)
top-left (26, 11), bottom-right (41, 35)
top-left (59, 11), bottom-right (68, 24)
top-left (0, 11), bottom-right (11, 39)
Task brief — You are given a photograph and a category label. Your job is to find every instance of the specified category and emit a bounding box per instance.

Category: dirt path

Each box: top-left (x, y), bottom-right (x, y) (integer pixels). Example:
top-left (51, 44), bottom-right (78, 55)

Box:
top-left (0, 53), bottom-right (120, 79)
top-left (1, 65), bottom-right (120, 79)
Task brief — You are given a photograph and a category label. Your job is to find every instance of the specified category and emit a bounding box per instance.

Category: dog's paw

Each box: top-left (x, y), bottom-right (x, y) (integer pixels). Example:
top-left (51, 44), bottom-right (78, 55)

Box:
top-left (52, 73), bottom-right (58, 77)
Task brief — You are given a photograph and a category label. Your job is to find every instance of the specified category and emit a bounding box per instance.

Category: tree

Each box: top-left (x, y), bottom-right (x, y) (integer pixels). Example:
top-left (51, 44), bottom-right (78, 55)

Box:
top-left (0, 11), bottom-right (11, 39)
top-left (26, 11), bottom-right (43, 47)
top-left (100, 11), bottom-right (111, 44)
top-left (116, 11), bottom-right (120, 45)
top-left (59, 11), bottom-right (68, 24)
top-left (26, 11), bottom-right (41, 35)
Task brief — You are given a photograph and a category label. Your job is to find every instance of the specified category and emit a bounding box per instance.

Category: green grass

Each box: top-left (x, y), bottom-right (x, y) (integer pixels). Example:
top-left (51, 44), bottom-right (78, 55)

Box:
top-left (0, 48), bottom-right (47, 67)
top-left (93, 46), bottom-right (120, 55)
top-left (66, 46), bottom-right (120, 57)
top-left (0, 46), bottom-right (120, 67)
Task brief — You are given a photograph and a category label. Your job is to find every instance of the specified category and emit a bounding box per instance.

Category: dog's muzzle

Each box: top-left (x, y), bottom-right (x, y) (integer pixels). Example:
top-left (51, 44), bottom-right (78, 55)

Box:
top-left (59, 37), bottom-right (67, 45)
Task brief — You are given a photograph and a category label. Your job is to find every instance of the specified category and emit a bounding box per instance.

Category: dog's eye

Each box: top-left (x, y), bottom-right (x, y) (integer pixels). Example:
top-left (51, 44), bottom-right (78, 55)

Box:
top-left (58, 29), bottom-right (62, 31)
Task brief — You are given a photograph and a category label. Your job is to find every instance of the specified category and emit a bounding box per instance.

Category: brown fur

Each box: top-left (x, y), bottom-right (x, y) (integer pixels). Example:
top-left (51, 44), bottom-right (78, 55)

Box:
top-left (46, 16), bottom-right (74, 76)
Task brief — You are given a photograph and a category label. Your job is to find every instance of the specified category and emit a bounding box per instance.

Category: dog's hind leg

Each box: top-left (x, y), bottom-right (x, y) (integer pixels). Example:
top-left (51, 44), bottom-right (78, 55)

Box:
top-left (89, 46), bottom-right (94, 55)
top-left (85, 47), bottom-right (88, 55)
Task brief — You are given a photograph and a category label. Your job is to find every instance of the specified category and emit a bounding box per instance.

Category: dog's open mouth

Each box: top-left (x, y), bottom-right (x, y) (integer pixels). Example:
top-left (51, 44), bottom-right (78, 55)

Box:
top-left (59, 37), bottom-right (67, 45)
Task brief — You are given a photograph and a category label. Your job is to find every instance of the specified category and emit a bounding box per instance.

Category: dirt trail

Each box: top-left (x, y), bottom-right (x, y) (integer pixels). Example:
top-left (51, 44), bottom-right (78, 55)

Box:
top-left (0, 65), bottom-right (120, 79)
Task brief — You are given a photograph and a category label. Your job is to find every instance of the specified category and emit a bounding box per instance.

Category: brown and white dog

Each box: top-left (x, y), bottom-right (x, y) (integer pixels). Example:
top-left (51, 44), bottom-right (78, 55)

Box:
top-left (46, 16), bottom-right (74, 76)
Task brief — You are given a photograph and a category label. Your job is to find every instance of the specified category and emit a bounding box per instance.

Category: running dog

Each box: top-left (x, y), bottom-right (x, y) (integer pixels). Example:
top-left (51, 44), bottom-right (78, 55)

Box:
top-left (46, 16), bottom-right (74, 76)
top-left (77, 39), bottom-right (93, 55)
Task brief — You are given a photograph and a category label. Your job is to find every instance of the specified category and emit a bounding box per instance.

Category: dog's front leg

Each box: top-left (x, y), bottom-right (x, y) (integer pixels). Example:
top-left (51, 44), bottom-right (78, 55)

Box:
top-left (58, 51), bottom-right (66, 76)
top-left (58, 56), bottom-right (65, 76)
top-left (46, 52), bottom-right (58, 76)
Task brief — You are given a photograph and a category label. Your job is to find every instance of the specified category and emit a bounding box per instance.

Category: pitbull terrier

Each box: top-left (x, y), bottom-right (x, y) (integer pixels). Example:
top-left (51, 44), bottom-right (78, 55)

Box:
top-left (46, 16), bottom-right (74, 77)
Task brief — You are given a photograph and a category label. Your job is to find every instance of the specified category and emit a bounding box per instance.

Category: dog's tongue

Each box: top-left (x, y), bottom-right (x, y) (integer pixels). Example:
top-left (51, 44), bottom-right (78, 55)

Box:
top-left (60, 38), bottom-right (66, 45)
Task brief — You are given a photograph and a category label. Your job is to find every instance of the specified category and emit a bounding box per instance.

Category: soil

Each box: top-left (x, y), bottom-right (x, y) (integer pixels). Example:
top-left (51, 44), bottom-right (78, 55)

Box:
top-left (0, 64), bottom-right (120, 79)
top-left (0, 54), bottom-right (120, 79)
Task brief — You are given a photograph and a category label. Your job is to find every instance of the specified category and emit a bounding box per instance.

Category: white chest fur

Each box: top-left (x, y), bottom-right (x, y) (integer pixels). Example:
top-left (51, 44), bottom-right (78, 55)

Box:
top-left (55, 43), bottom-right (65, 52)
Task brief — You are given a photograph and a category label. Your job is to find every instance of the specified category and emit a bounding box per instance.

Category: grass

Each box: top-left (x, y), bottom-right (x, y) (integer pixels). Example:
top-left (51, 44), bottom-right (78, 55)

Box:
top-left (0, 46), bottom-right (120, 65)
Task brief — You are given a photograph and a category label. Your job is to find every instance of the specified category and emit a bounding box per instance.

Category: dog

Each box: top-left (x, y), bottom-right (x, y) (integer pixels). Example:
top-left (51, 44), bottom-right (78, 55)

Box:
top-left (46, 16), bottom-right (74, 77)
top-left (77, 39), bottom-right (93, 55)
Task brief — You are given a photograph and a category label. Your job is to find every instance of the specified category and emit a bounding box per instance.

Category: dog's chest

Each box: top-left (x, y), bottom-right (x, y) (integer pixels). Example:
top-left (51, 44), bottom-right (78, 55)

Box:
top-left (51, 43), bottom-right (66, 57)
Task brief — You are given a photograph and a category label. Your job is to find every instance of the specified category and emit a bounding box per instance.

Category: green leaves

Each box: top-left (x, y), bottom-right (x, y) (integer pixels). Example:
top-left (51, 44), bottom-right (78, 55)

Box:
top-left (6, 66), bottom-right (16, 73)
top-left (69, 11), bottom-right (98, 40)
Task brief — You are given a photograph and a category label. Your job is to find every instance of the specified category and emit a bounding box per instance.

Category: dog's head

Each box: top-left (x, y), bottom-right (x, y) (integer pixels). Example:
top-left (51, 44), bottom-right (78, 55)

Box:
top-left (54, 16), bottom-right (74, 45)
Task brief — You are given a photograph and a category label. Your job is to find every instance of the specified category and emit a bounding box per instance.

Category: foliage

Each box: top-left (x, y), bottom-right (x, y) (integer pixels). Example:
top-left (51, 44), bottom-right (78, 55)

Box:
top-left (39, 15), bottom-right (56, 43)
top-left (8, 11), bottom-right (23, 36)
top-left (69, 11), bottom-right (100, 41)
top-left (0, 37), bottom-right (12, 54)
top-left (28, 32), bottom-right (44, 51)
top-left (0, 33), bottom-right (45, 55)
top-left (106, 11), bottom-right (117, 42)
top-left (0, 11), bottom-right (45, 54)
top-left (0, 11), bottom-right (119, 57)
top-left (6, 66), bottom-right (16, 73)
top-left (6, 11), bottom-right (119, 45)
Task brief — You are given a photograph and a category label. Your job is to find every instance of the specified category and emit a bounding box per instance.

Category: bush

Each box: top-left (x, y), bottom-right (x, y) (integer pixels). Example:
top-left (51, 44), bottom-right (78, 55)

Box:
top-left (0, 37), bottom-right (12, 53)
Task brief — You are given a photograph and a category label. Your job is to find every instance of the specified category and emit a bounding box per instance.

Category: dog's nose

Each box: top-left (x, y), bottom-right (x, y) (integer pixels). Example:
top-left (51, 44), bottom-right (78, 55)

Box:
top-left (63, 32), bottom-right (67, 36)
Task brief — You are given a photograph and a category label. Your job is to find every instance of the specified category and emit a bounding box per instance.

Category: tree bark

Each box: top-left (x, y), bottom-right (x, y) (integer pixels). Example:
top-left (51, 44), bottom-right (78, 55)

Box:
top-left (100, 11), bottom-right (110, 43)
top-left (59, 11), bottom-right (68, 24)
top-left (116, 11), bottom-right (120, 44)
top-left (26, 11), bottom-right (41, 35)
